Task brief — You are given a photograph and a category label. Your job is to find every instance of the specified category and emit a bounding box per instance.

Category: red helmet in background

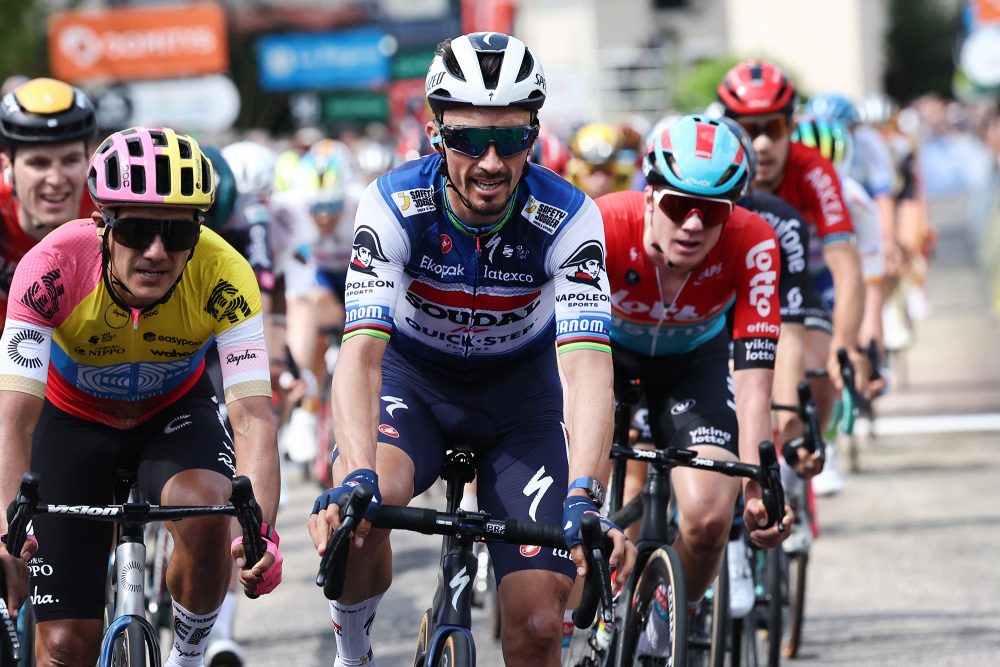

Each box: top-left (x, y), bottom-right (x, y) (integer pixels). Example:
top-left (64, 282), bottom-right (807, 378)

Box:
top-left (530, 129), bottom-right (570, 175)
top-left (717, 60), bottom-right (797, 117)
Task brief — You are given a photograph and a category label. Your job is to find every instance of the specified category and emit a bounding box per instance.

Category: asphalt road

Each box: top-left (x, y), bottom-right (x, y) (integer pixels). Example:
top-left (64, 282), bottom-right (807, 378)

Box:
top-left (231, 193), bottom-right (1000, 666)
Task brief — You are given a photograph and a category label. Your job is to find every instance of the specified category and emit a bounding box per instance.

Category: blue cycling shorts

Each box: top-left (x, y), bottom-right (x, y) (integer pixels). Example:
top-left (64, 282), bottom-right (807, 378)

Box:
top-left (342, 344), bottom-right (576, 583)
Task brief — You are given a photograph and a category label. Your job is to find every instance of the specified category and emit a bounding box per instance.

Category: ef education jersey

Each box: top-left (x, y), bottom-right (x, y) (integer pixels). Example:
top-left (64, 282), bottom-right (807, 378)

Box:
top-left (0, 220), bottom-right (271, 429)
top-left (0, 181), bottom-right (97, 321)
top-left (598, 191), bottom-right (781, 369)
top-left (342, 154), bottom-right (612, 372)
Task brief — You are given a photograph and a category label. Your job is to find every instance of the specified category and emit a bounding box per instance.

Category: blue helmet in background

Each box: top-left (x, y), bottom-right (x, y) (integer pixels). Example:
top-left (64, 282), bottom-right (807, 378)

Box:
top-left (643, 114), bottom-right (751, 201)
top-left (805, 92), bottom-right (859, 125)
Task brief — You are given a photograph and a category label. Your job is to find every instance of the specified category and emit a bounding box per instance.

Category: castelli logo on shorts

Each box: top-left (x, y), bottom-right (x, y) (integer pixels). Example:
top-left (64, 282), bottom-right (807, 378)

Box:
top-left (378, 424), bottom-right (399, 438)
top-left (520, 544), bottom-right (541, 558)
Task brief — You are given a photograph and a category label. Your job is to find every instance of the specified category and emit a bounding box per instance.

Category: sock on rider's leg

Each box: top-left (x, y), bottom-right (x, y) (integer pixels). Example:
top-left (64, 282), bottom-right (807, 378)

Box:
top-left (166, 600), bottom-right (222, 667)
top-left (330, 594), bottom-right (383, 667)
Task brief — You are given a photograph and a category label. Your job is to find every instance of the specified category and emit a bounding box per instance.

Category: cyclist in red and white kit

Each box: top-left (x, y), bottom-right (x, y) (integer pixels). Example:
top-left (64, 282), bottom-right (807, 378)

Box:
top-left (0, 78), bottom-right (97, 321)
top-left (598, 115), bottom-right (792, 657)
top-left (717, 61), bottom-right (871, 417)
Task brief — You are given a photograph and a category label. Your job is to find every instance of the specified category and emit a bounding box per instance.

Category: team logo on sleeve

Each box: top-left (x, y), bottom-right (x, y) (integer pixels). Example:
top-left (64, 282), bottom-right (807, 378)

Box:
top-left (522, 196), bottom-right (568, 234)
top-left (21, 269), bottom-right (64, 320)
top-left (560, 241), bottom-right (606, 288)
top-left (350, 226), bottom-right (388, 277)
top-left (205, 279), bottom-right (252, 324)
top-left (7, 329), bottom-right (45, 369)
top-left (393, 188), bottom-right (436, 217)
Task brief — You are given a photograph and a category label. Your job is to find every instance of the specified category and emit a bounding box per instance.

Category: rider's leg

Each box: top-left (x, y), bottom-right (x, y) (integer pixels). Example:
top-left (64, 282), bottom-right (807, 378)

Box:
top-left (805, 326), bottom-right (835, 429)
top-left (773, 322), bottom-right (807, 444)
top-left (36, 620), bottom-right (103, 667)
top-left (670, 445), bottom-right (741, 601)
top-left (328, 444), bottom-right (415, 667)
top-left (499, 571), bottom-right (573, 667)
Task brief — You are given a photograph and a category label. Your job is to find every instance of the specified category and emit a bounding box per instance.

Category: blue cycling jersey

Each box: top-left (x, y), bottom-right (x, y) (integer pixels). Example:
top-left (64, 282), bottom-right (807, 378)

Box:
top-left (342, 154), bottom-right (612, 373)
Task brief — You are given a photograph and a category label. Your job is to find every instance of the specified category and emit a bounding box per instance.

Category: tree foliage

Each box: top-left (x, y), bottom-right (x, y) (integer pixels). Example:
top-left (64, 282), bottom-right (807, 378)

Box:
top-left (0, 0), bottom-right (48, 81)
top-left (884, 0), bottom-right (962, 102)
top-left (671, 56), bottom-right (742, 113)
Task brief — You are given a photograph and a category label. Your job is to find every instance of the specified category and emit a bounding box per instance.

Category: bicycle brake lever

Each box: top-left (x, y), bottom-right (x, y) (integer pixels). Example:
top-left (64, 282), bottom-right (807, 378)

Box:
top-left (572, 514), bottom-right (614, 629)
top-left (758, 442), bottom-right (786, 533)
top-left (317, 485), bottom-right (373, 600)
top-left (4, 472), bottom-right (40, 559)
top-left (231, 476), bottom-right (266, 599)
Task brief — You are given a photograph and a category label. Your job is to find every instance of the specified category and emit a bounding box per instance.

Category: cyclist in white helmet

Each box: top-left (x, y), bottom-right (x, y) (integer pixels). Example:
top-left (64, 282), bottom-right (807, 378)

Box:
top-left (308, 32), bottom-right (635, 666)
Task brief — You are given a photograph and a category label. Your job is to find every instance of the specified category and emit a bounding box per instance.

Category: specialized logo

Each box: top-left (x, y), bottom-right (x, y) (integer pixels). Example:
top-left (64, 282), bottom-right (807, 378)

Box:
top-left (164, 415), bottom-right (192, 434)
top-left (520, 544), bottom-right (541, 558)
top-left (7, 329), bottom-right (45, 369)
top-left (449, 567), bottom-right (471, 611)
top-left (522, 466), bottom-right (553, 522)
top-left (745, 238), bottom-right (777, 317)
top-left (560, 241), bottom-right (606, 288)
top-left (378, 424), bottom-right (399, 438)
top-left (381, 395), bottom-right (409, 418)
top-left (350, 226), bottom-right (388, 277)
top-left (522, 196), bottom-right (568, 234)
top-left (205, 279), bottom-right (252, 324)
top-left (21, 269), bottom-right (64, 320)
top-left (671, 399), bottom-right (696, 416)
top-left (392, 188), bottom-right (436, 218)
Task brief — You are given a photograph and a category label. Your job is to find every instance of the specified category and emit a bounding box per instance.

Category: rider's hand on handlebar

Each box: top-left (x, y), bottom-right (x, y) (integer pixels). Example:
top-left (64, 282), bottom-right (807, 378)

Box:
top-left (792, 442), bottom-right (826, 479)
top-left (308, 469), bottom-right (381, 552)
top-left (562, 495), bottom-right (636, 595)
top-left (828, 346), bottom-right (872, 399)
top-left (742, 480), bottom-right (793, 550)
top-left (231, 526), bottom-right (283, 596)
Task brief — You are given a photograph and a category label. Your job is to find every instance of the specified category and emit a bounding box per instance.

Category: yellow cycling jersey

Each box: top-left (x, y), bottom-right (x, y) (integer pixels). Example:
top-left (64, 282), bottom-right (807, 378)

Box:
top-left (0, 219), bottom-right (271, 429)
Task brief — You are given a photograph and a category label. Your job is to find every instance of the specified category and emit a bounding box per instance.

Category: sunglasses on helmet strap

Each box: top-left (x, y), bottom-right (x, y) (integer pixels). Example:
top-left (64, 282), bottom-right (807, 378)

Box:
top-left (436, 124), bottom-right (539, 158)
top-left (105, 216), bottom-right (201, 252)
top-left (652, 189), bottom-right (734, 229)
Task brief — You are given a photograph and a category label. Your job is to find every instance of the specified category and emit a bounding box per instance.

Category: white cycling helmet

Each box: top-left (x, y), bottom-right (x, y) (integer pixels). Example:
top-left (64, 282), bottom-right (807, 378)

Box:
top-left (426, 32), bottom-right (546, 114)
top-left (222, 140), bottom-right (277, 197)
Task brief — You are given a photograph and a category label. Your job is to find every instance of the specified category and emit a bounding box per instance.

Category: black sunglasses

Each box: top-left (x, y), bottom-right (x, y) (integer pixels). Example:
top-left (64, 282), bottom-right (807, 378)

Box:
top-left (437, 124), bottom-right (539, 158)
top-left (106, 217), bottom-right (202, 252)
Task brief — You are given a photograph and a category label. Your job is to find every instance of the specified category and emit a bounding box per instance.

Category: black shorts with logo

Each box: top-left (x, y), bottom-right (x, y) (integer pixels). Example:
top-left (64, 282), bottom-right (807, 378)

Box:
top-left (27, 372), bottom-right (236, 622)
top-left (612, 330), bottom-right (739, 456)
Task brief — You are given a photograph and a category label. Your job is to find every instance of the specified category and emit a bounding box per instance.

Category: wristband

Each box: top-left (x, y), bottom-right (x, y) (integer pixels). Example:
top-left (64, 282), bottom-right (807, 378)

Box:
top-left (568, 477), bottom-right (606, 506)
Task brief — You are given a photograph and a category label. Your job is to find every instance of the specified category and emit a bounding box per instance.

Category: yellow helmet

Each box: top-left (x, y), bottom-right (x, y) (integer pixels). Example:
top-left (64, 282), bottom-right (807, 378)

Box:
top-left (0, 77), bottom-right (96, 145)
top-left (570, 123), bottom-right (621, 166)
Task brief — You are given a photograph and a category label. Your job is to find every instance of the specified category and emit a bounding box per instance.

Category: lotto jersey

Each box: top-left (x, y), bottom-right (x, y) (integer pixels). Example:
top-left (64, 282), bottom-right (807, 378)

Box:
top-left (342, 154), bottom-right (612, 373)
top-left (598, 191), bottom-right (781, 368)
top-left (775, 142), bottom-right (856, 245)
top-left (0, 220), bottom-right (271, 429)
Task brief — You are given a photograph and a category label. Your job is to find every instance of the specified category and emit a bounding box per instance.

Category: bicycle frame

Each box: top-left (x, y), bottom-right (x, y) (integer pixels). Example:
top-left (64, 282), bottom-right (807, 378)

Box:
top-left (6, 473), bottom-right (265, 667)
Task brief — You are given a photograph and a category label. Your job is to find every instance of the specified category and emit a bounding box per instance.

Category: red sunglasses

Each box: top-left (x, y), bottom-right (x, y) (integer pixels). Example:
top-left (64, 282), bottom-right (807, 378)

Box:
top-left (652, 189), bottom-right (734, 229)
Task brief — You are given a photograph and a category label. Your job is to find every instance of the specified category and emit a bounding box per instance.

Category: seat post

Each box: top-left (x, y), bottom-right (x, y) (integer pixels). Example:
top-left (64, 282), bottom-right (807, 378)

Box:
top-left (441, 446), bottom-right (477, 516)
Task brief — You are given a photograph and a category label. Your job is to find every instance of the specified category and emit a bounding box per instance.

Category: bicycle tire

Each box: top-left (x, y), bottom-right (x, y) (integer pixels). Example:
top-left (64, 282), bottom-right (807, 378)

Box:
top-left (619, 546), bottom-right (687, 667)
top-left (756, 548), bottom-right (783, 667)
top-left (103, 603), bottom-right (149, 667)
top-left (434, 630), bottom-right (474, 667)
top-left (687, 545), bottom-right (728, 667)
top-left (782, 552), bottom-right (808, 659)
top-left (413, 608), bottom-right (432, 667)
top-left (564, 616), bottom-right (615, 667)
top-left (17, 599), bottom-right (36, 667)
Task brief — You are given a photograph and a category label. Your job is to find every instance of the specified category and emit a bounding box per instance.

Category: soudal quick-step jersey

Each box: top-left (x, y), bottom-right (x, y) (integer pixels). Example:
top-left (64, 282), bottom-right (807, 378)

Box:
top-left (597, 191), bottom-right (781, 368)
top-left (342, 155), bottom-right (612, 372)
top-left (0, 219), bottom-right (271, 429)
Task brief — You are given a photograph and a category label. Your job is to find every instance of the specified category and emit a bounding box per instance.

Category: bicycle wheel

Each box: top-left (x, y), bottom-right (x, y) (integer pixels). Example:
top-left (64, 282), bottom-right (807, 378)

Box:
top-left (563, 615), bottom-right (615, 667)
top-left (754, 548), bottom-right (783, 667)
top-left (103, 603), bottom-right (149, 667)
top-left (434, 630), bottom-right (474, 667)
top-left (688, 546), bottom-right (729, 667)
top-left (413, 608), bottom-right (432, 667)
top-left (619, 547), bottom-right (687, 667)
top-left (16, 599), bottom-right (36, 667)
top-left (782, 552), bottom-right (808, 659)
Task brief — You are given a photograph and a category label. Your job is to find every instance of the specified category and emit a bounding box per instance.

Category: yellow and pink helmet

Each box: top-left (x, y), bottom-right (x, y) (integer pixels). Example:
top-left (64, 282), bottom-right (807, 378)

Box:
top-left (88, 127), bottom-right (215, 211)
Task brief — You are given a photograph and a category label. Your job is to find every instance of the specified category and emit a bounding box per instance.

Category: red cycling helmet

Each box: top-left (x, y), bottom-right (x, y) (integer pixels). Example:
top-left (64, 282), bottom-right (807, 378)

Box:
top-left (717, 60), bottom-right (797, 117)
